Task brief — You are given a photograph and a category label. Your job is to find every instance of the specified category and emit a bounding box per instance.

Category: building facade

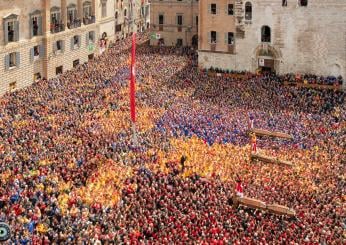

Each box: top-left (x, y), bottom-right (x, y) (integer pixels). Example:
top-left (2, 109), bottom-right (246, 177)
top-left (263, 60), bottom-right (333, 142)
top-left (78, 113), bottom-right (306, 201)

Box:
top-left (198, 0), bottom-right (346, 87)
top-left (149, 0), bottom-right (199, 47)
top-left (0, 0), bottom-right (148, 95)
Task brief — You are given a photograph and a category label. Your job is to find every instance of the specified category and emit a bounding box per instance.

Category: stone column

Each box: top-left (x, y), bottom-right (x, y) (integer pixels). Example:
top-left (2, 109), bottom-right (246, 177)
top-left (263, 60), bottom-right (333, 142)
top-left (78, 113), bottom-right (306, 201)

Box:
top-left (92, 0), bottom-right (97, 19)
top-left (61, 0), bottom-right (67, 28)
top-left (77, 0), bottom-right (83, 21)
top-left (42, 0), bottom-right (51, 80)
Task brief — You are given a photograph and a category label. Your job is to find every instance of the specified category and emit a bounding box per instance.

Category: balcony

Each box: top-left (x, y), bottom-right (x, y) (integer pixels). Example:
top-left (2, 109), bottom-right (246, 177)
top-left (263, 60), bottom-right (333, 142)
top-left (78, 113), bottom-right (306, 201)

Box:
top-left (67, 19), bottom-right (81, 29)
top-left (50, 23), bottom-right (65, 33)
top-left (159, 24), bottom-right (163, 31)
top-left (177, 26), bottom-right (182, 32)
top-left (83, 16), bottom-right (95, 25)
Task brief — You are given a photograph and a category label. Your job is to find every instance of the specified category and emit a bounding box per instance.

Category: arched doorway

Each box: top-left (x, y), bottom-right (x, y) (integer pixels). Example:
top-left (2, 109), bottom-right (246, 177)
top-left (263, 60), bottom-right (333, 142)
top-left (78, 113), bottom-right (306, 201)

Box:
top-left (192, 34), bottom-right (198, 49)
top-left (254, 44), bottom-right (281, 73)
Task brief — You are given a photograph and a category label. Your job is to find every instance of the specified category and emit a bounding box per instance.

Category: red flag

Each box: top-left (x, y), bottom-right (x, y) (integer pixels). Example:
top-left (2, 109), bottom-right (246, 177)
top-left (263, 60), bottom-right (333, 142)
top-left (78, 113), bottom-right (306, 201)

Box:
top-left (130, 33), bottom-right (136, 122)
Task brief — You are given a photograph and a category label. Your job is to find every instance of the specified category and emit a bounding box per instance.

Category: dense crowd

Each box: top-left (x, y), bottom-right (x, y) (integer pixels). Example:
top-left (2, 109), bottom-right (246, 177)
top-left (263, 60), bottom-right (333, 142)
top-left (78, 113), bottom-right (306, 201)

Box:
top-left (0, 33), bottom-right (345, 244)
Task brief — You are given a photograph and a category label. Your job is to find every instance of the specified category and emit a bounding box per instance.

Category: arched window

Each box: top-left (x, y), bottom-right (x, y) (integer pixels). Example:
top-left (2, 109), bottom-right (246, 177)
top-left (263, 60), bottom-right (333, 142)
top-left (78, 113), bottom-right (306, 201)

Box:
top-left (115, 11), bottom-right (118, 19)
top-left (261, 26), bottom-right (271, 42)
top-left (245, 2), bottom-right (252, 20)
top-left (299, 0), bottom-right (308, 7)
top-left (124, 9), bottom-right (127, 17)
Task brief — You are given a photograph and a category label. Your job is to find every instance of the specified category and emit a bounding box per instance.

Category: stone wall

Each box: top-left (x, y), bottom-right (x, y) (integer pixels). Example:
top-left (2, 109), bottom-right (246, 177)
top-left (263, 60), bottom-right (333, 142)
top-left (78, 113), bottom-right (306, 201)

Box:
top-left (198, 0), bottom-right (346, 88)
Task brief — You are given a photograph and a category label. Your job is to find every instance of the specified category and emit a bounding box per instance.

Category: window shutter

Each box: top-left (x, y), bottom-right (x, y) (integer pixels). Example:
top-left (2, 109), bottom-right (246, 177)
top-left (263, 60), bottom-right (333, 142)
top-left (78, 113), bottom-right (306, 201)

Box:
top-left (38, 15), bottom-right (43, 35)
top-left (61, 40), bottom-right (65, 53)
top-left (181, 15), bottom-right (184, 26)
top-left (215, 32), bottom-right (218, 43)
top-left (4, 55), bottom-right (9, 70)
top-left (208, 4), bottom-right (211, 14)
top-left (30, 48), bottom-right (34, 62)
top-left (3, 21), bottom-right (8, 44)
top-left (29, 17), bottom-right (33, 38)
top-left (16, 52), bottom-right (20, 68)
top-left (175, 15), bottom-right (178, 25)
top-left (15, 21), bottom-right (19, 41)
top-left (40, 45), bottom-right (45, 58)
top-left (208, 32), bottom-right (211, 44)
top-left (71, 37), bottom-right (74, 50)
top-left (53, 42), bottom-right (57, 52)
top-left (225, 33), bottom-right (228, 44)
top-left (78, 35), bottom-right (81, 47)
top-left (86, 33), bottom-right (89, 46)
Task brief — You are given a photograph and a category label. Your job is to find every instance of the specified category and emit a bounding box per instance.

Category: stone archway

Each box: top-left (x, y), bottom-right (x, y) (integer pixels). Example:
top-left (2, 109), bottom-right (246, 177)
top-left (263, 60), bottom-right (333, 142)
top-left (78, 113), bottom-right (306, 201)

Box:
top-left (254, 44), bottom-right (281, 73)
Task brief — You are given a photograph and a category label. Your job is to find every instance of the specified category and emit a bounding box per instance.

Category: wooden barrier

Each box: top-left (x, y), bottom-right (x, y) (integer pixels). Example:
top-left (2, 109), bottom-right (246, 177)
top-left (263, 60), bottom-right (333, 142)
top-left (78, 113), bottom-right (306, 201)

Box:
top-left (251, 153), bottom-right (293, 167)
top-left (249, 128), bottom-right (293, 140)
top-left (284, 81), bottom-right (343, 91)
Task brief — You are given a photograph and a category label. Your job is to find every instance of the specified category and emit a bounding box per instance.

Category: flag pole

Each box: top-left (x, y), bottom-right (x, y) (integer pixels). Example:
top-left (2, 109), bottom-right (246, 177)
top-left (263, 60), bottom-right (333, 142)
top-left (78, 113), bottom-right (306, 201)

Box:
top-left (130, 32), bottom-right (137, 146)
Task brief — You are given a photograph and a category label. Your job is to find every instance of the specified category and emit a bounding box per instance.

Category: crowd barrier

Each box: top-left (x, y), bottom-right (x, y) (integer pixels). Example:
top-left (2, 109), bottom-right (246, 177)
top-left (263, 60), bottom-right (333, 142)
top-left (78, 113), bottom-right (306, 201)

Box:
top-left (284, 81), bottom-right (343, 91)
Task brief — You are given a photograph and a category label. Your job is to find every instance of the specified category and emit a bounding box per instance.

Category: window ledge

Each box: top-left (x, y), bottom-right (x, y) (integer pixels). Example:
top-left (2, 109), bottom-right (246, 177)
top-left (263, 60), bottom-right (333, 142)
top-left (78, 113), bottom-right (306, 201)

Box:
top-left (9, 66), bottom-right (17, 70)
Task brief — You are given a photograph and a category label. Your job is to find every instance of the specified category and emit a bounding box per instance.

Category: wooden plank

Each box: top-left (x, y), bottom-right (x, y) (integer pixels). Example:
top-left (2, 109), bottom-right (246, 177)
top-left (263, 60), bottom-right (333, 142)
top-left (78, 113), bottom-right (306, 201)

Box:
top-left (236, 197), bottom-right (296, 217)
top-left (238, 197), bottom-right (267, 210)
top-left (250, 128), bottom-right (293, 140)
top-left (251, 153), bottom-right (293, 167)
top-left (267, 204), bottom-right (296, 217)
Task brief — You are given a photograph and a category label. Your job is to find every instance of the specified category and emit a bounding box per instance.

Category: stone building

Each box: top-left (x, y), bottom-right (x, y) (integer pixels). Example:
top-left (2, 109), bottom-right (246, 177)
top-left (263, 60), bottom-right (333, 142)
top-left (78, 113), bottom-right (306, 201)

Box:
top-left (149, 0), bottom-right (199, 47)
top-left (198, 0), bottom-right (346, 87)
top-left (0, 0), bottom-right (148, 95)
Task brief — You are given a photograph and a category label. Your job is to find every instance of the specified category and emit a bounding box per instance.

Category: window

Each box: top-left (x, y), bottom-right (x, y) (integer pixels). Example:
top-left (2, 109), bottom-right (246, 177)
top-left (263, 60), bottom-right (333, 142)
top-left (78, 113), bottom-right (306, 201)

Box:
top-left (3, 15), bottom-right (19, 44)
top-left (245, 2), bottom-right (252, 20)
top-left (176, 39), bottom-right (183, 47)
top-left (88, 54), bottom-right (94, 60)
top-left (115, 11), bottom-right (118, 19)
top-left (56, 66), bottom-right (63, 75)
top-left (177, 15), bottom-right (183, 26)
top-left (282, 0), bottom-right (287, 6)
top-left (228, 4), bottom-right (234, 15)
top-left (299, 0), bottom-right (308, 6)
top-left (67, 4), bottom-right (77, 23)
top-left (72, 35), bottom-right (81, 50)
top-left (33, 45), bottom-right (40, 60)
top-left (83, 1), bottom-right (92, 18)
top-left (51, 7), bottom-right (63, 33)
top-left (9, 82), bottom-right (17, 91)
top-left (88, 31), bottom-right (95, 43)
top-left (9, 52), bottom-right (18, 68)
top-left (195, 16), bottom-right (198, 27)
top-left (227, 32), bottom-right (234, 45)
top-left (30, 11), bottom-right (42, 37)
top-left (101, 0), bottom-right (107, 18)
top-left (210, 31), bottom-right (217, 43)
top-left (54, 40), bottom-right (64, 53)
top-left (210, 4), bottom-right (217, 15)
top-left (159, 15), bottom-right (164, 25)
top-left (261, 26), bottom-right (271, 42)
top-left (73, 59), bottom-right (80, 68)
top-left (124, 9), bottom-right (127, 17)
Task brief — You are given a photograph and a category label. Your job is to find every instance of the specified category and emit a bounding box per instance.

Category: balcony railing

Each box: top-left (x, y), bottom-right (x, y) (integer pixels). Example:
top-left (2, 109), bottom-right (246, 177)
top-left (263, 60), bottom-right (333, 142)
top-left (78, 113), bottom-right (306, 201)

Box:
top-left (50, 23), bottom-right (65, 33)
top-left (177, 26), bottom-right (182, 32)
top-left (67, 19), bottom-right (81, 29)
top-left (83, 16), bottom-right (95, 25)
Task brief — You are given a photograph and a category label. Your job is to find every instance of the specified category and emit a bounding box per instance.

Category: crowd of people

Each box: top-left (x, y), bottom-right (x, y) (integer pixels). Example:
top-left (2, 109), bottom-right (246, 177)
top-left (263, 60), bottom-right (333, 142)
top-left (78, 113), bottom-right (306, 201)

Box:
top-left (0, 33), bottom-right (345, 244)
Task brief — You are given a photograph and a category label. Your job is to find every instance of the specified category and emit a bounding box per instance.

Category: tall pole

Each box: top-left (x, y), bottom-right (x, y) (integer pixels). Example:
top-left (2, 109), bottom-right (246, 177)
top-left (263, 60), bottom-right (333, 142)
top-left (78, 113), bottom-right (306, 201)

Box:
top-left (130, 32), bottom-right (137, 145)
